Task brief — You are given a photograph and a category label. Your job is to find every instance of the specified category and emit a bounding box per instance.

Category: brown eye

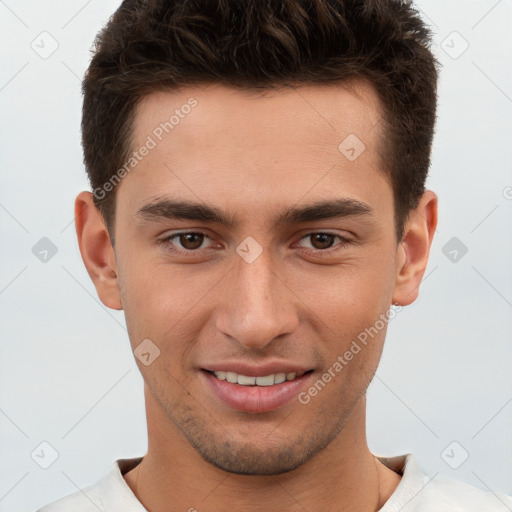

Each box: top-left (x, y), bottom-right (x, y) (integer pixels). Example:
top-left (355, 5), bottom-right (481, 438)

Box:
top-left (307, 233), bottom-right (337, 250)
top-left (178, 233), bottom-right (205, 250)
top-left (296, 232), bottom-right (352, 254)
top-left (160, 231), bottom-right (214, 253)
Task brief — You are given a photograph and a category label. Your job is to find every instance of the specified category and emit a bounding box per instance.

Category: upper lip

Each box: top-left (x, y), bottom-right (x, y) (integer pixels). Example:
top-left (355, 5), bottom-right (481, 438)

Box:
top-left (201, 361), bottom-right (313, 377)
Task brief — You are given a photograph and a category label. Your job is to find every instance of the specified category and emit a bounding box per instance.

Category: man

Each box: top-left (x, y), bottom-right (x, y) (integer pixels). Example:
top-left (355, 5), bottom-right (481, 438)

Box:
top-left (38, 0), bottom-right (512, 510)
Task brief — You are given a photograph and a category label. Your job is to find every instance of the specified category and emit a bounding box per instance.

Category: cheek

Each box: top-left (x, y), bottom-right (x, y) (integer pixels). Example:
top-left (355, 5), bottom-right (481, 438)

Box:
top-left (305, 257), bottom-right (396, 334)
top-left (116, 257), bottom-right (172, 344)
top-left (298, 253), bottom-right (396, 387)
top-left (117, 257), bottom-right (215, 363)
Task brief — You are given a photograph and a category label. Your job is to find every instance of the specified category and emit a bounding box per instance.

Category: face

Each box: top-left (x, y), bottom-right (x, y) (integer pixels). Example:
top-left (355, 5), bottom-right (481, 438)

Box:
top-left (101, 82), bottom-right (406, 475)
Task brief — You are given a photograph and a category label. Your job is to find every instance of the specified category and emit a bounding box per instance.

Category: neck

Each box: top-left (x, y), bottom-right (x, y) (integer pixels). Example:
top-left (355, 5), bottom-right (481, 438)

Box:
top-left (124, 390), bottom-right (401, 512)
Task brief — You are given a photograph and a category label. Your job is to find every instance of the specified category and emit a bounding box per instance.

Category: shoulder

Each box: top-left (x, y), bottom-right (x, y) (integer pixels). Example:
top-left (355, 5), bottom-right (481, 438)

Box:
top-left (36, 483), bottom-right (104, 512)
top-left (378, 453), bottom-right (512, 512)
top-left (419, 477), bottom-right (512, 510)
top-left (35, 457), bottom-right (144, 512)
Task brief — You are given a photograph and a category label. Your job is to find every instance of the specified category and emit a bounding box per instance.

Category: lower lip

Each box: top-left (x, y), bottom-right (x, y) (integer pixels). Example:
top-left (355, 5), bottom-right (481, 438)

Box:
top-left (201, 370), bottom-right (313, 413)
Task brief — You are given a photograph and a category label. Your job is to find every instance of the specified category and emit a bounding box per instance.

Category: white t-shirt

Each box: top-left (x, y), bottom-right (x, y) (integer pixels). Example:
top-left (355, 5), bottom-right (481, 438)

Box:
top-left (37, 453), bottom-right (512, 511)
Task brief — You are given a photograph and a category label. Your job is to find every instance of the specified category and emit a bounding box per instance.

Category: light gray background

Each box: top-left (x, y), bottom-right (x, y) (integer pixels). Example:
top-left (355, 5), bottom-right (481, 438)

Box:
top-left (1, 1), bottom-right (511, 511)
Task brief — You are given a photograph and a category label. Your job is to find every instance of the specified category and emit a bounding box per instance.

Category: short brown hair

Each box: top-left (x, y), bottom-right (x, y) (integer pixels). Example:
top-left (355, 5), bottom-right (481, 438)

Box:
top-left (82, 0), bottom-right (438, 242)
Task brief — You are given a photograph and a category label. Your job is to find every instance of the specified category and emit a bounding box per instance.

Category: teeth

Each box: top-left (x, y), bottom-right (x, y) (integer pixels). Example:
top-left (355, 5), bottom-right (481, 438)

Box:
top-left (212, 370), bottom-right (300, 386)
top-left (226, 372), bottom-right (238, 383)
top-left (256, 374), bottom-right (274, 386)
top-left (274, 372), bottom-right (287, 384)
top-left (237, 375), bottom-right (256, 385)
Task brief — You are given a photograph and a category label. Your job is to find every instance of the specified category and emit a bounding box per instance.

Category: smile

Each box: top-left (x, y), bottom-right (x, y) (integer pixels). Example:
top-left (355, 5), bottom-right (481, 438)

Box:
top-left (209, 370), bottom-right (305, 386)
top-left (202, 369), bottom-right (314, 413)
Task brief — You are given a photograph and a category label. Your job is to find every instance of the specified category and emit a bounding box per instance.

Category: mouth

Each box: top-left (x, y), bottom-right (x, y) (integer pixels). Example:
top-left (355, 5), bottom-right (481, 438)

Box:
top-left (203, 369), bottom-right (313, 386)
top-left (200, 368), bottom-right (315, 413)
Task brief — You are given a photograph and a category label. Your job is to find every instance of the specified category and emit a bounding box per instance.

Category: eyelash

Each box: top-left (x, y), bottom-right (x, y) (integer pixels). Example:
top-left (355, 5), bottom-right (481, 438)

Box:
top-left (158, 231), bottom-right (353, 256)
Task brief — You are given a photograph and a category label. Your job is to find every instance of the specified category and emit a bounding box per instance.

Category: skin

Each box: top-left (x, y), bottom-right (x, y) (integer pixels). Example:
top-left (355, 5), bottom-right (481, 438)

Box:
top-left (75, 82), bottom-right (437, 511)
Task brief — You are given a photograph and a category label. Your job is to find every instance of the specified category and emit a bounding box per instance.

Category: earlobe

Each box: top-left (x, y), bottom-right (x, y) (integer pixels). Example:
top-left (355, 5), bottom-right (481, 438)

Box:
top-left (392, 190), bottom-right (438, 306)
top-left (74, 191), bottom-right (123, 310)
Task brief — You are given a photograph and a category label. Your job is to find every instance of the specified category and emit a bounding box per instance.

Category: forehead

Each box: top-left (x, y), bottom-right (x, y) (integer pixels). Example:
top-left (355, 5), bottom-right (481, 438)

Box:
top-left (132, 81), bottom-right (383, 153)
top-left (118, 81), bottom-right (391, 224)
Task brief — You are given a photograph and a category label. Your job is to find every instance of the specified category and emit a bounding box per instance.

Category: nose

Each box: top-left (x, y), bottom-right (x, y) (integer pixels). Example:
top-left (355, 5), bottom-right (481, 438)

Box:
top-left (215, 246), bottom-right (299, 349)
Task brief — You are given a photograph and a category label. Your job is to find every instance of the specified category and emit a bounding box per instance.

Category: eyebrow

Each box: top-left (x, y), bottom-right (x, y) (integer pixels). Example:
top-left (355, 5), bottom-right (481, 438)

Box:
top-left (135, 197), bottom-right (373, 228)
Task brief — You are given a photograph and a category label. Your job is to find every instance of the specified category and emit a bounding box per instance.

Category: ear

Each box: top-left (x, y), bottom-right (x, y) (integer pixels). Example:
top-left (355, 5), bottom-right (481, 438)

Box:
top-left (392, 190), bottom-right (438, 306)
top-left (74, 191), bottom-right (123, 310)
